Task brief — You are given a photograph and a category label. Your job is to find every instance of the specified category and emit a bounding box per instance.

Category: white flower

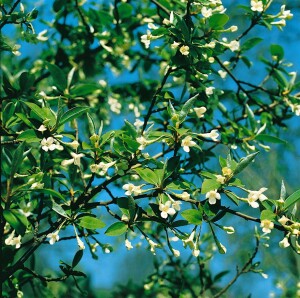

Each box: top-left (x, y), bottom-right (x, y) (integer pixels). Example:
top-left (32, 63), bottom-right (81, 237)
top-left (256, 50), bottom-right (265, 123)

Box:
top-left (141, 30), bottom-right (152, 48)
top-left (206, 189), bottom-right (221, 204)
top-left (278, 215), bottom-right (289, 226)
top-left (182, 231), bottom-right (196, 249)
top-left (5, 230), bottom-right (22, 249)
top-left (148, 23), bottom-right (158, 30)
top-left (108, 97), bottom-right (121, 114)
top-left (68, 140), bottom-right (80, 150)
top-left (201, 7), bottom-right (213, 18)
top-left (194, 107), bottom-right (207, 118)
top-left (218, 69), bottom-right (227, 79)
top-left (251, 0), bottom-right (263, 12)
top-left (279, 237), bottom-right (290, 248)
top-left (77, 236), bottom-right (85, 250)
top-left (227, 40), bottom-right (240, 52)
top-left (19, 201), bottom-right (33, 217)
top-left (159, 201), bottom-right (176, 219)
top-left (171, 41), bottom-right (180, 49)
top-left (271, 19), bottom-right (286, 28)
top-left (192, 249), bottom-right (200, 257)
top-left (148, 239), bottom-right (159, 255)
top-left (97, 161), bottom-right (116, 176)
top-left (230, 25), bottom-right (238, 32)
top-left (216, 175), bottom-right (226, 184)
top-left (199, 129), bottom-right (219, 142)
top-left (176, 191), bottom-right (190, 201)
top-left (136, 136), bottom-right (148, 150)
top-left (162, 11), bottom-right (174, 25)
top-left (180, 45), bottom-right (189, 56)
top-left (125, 239), bottom-right (133, 250)
top-left (260, 219), bottom-right (274, 234)
top-left (12, 44), bottom-right (21, 56)
top-left (61, 152), bottom-right (85, 167)
top-left (30, 181), bottom-right (44, 189)
top-left (205, 87), bottom-right (215, 96)
top-left (181, 136), bottom-right (196, 152)
top-left (41, 137), bottom-right (57, 151)
top-left (47, 231), bottom-right (59, 245)
top-left (279, 5), bottom-right (293, 19)
top-left (122, 183), bottom-right (142, 196)
top-left (247, 187), bottom-right (268, 208)
top-left (36, 29), bottom-right (48, 41)
top-left (134, 119), bottom-right (144, 130)
top-left (172, 248), bottom-right (180, 257)
top-left (38, 124), bottom-right (47, 132)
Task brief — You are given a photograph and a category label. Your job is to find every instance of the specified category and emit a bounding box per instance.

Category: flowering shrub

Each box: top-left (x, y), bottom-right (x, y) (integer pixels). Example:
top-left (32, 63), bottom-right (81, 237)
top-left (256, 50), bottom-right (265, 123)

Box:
top-left (1, 0), bottom-right (299, 297)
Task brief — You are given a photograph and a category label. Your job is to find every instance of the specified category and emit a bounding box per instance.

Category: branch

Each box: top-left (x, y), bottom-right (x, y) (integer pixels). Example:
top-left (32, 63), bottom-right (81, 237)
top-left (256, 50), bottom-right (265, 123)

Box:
top-left (0, 0), bottom-right (21, 30)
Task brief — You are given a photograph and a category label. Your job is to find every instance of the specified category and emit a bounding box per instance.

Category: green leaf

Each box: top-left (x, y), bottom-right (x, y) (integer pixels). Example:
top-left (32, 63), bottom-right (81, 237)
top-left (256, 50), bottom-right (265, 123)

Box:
top-left (245, 104), bottom-right (256, 131)
top-left (270, 44), bottom-right (284, 61)
top-left (254, 134), bottom-right (286, 144)
top-left (164, 156), bottom-right (180, 180)
top-left (273, 69), bottom-right (288, 89)
top-left (201, 179), bottom-right (221, 194)
top-left (284, 189), bottom-right (300, 210)
top-left (117, 3), bottom-right (133, 19)
top-left (200, 171), bottom-right (217, 179)
top-left (70, 84), bottom-right (99, 96)
top-left (233, 152), bottom-right (259, 175)
top-left (77, 216), bottom-right (106, 230)
top-left (105, 222), bottom-right (127, 236)
top-left (17, 129), bottom-right (40, 142)
top-left (19, 72), bottom-right (35, 92)
top-left (135, 168), bottom-right (158, 185)
top-left (242, 37), bottom-right (263, 51)
top-left (22, 102), bottom-right (50, 122)
top-left (15, 113), bottom-right (35, 128)
top-left (181, 209), bottom-right (202, 225)
top-left (45, 62), bottom-right (67, 91)
top-left (3, 210), bottom-right (27, 235)
top-left (117, 197), bottom-right (136, 222)
top-left (58, 106), bottom-right (90, 127)
top-left (72, 250), bottom-right (83, 268)
top-left (10, 141), bottom-right (26, 180)
top-left (52, 201), bottom-right (69, 218)
top-left (209, 14), bottom-right (229, 29)
top-left (260, 210), bottom-right (276, 221)
top-left (179, 94), bottom-right (198, 122)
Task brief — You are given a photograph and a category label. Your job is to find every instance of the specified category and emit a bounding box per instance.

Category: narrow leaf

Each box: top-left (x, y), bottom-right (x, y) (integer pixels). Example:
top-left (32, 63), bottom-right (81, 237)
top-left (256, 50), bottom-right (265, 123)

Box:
top-left (233, 152), bottom-right (259, 175)
top-left (284, 189), bottom-right (300, 210)
top-left (201, 179), bottom-right (221, 194)
top-left (72, 250), bottom-right (83, 268)
top-left (58, 106), bottom-right (90, 127)
top-left (46, 62), bottom-right (67, 91)
top-left (10, 142), bottom-right (26, 180)
top-left (181, 209), bottom-right (202, 225)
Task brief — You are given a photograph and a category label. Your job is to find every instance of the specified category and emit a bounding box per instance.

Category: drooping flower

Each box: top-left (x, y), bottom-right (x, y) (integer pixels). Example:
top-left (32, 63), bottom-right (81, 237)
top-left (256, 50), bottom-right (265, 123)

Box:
top-left (136, 136), bottom-right (148, 150)
top-left (47, 231), bottom-right (60, 245)
top-left (134, 119), bottom-right (144, 130)
top-left (19, 201), bottom-right (33, 217)
top-left (279, 5), bottom-right (293, 19)
top-left (159, 201), bottom-right (176, 219)
top-left (61, 152), bottom-right (85, 167)
top-left (223, 226), bottom-right (235, 234)
top-left (227, 40), bottom-right (240, 52)
top-left (36, 29), bottom-right (48, 41)
top-left (192, 249), bottom-right (200, 257)
top-left (123, 183), bottom-right (142, 196)
top-left (205, 87), bottom-right (215, 96)
top-left (38, 124), bottom-right (47, 132)
top-left (279, 237), bottom-right (290, 248)
top-left (30, 181), bottom-right (44, 189)
top-left (181, 136), bottom-right (196, 152)
top-left (201, 7), bottom-right (213, 18)
top-left (171, 41), bottom-right (180, 49)
top-left (278, 215), bottom-right (289, 226)
top-left (97, 161), bottom-right (116, 176)
top-left (199, 129), bottom-right (219, 142)
top-left (260, 219), bottom-right (274, 234)
top-left (194, 107), bottom-right (207, 118)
